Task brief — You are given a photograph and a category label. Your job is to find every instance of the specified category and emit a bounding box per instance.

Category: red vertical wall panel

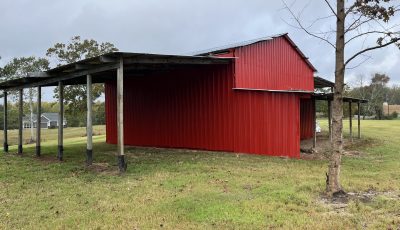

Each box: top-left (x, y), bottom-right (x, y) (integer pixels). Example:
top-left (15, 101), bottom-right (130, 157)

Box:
top-left (232, 91), bottom-right (300, 157)
top-left (105, 65), bottom-right (236, 153)
top-left (300, 98), bottom-right (314, 140)
top-left (234, 37), bottom-right (314, 91)
top-left (105, 64), bottom-right (302, 158)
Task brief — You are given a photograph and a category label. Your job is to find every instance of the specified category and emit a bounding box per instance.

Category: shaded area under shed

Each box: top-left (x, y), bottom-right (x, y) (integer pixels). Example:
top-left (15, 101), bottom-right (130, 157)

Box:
top-left (0, 52), bottom-right (233, 172)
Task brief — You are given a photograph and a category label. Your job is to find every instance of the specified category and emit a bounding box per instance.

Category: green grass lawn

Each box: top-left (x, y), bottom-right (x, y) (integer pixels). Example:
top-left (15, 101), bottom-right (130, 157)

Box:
top-left (0, 122), bottom-right (399, 229)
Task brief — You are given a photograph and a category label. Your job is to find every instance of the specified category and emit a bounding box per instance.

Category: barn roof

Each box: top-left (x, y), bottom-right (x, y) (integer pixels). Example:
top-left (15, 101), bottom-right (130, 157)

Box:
top-left (0, 52), bottom-right (233, 91)
top-left (191, 33), bottom-right (317, 72)
top-left (314, 76), bottom-right (335, 88)
top-left (190, 33), bottom-right (287, 55)
top-left (0, 34), bottom-right (319, 91)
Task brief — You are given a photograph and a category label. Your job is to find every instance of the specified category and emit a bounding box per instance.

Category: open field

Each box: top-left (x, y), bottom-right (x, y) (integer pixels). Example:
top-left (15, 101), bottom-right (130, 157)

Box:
top-left (0, 126), bottom-right (106, 146)
top-left (0, 121), bottom-right (399, 229)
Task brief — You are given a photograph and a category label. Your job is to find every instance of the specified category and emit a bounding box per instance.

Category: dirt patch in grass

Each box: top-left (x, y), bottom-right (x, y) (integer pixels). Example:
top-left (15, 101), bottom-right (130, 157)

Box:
top-left (85, 162), bottom-right (119, 175)
top-left (34, 155), bottom-right (62, 164)
top-left (300, 134), bottom-right (378, 160)
top-left (319, 190), bottom-right (400, 210)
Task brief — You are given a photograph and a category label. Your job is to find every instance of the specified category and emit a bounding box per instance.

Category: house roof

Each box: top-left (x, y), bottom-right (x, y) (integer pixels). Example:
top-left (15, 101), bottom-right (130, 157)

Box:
top-left (23, 113), bottom-right (66, 122)
top-left (42, 113), bottom-right (65, 122)
top-left (191, 33), bottom-right (317, 72)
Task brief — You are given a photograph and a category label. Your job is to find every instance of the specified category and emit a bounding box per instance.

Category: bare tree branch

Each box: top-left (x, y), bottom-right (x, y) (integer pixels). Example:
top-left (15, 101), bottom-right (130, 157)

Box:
top-left (345, 16), bottom-right (374, 33)
top-left (346, 31), bottom-right (398, 45)
top-left (345, 38), bottom-right (400, 66)
top-left (345, 54), bottom-right (371, 70)
top-left (345, 4), bottom-right (358, 17)
top-left (308, 14), bottom-right (337, 28)
top-left (281, 0), bottom-right (336, 49)
top-left (323, 0), bottom-right (338, 17)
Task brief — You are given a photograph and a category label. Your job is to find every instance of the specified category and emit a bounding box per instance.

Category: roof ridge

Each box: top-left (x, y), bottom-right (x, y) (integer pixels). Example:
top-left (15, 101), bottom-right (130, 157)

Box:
top-left (188, 33), bottom-right (288, 56)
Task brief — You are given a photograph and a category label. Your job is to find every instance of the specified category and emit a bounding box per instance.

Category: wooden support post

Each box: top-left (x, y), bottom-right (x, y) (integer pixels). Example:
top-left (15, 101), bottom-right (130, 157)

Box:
top-left (349, 101), bottom-right (353, 142)
top-left (36, 86), bottom-right (41, 157)
top-left (57, 82), bottom-right (64, 161)
top-left (117, 57), bottom-right (127, 172)
top-left (357, 102), bottom-right (361, 139)
top-left (313, 98), bottom-right (316, 148)
top-left (86, 74), bottom-right (93, 165)
top-left (328, 100), bottom-right (332, 143)
top-left (18, 89), bottom-right (23, 155)
top-left (3, 91), bottom-right (8, 153)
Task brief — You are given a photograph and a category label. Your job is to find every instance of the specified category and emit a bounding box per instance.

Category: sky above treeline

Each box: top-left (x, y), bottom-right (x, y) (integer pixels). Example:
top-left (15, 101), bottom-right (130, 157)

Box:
top-left (0, 0), bottom-right (399, 101)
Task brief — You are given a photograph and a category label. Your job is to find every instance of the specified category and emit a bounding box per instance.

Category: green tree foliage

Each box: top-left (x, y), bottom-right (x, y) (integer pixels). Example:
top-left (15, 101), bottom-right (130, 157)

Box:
top-left (387, 85), bottom-right (400, 104)
top-left (350, 73), bottom-right (391, 119)
top-left (1, 56), bottom-right (49, 81)
top-left (0, 57), bottom-right (49, 140)
top-left (46, 36), bottom-right (118, 65)
top-left (46, 36), bottom-right (118, 127)
top-left (0, 56), bottom-right (49, 101)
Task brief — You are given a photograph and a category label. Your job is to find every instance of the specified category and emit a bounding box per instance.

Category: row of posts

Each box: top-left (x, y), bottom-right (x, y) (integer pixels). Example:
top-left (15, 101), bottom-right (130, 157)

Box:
top-left (3, 65), bottom-right (126, 172)
top-left (313, 99), bottom-right (362, 148)
top-left (2, 75), bottom-right (96, 166)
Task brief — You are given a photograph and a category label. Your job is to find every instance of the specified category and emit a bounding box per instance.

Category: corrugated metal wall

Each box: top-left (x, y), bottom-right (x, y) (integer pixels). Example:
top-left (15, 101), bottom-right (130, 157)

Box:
top-left (105, 64), bottom-right (302, 158)
top-left (106, 65), bottom-right (235, 152)
top-left (233, 90), bottom-right (300, 157)
top-left (300, 98), bottom-right (314, 140)
top-left (234, 37), bottom-right (314, 91)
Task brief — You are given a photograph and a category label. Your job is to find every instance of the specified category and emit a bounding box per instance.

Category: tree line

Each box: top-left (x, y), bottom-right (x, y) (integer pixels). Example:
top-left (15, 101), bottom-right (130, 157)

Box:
top-left (317, 73), bottom-right (399, 120)
top-left (349, 73), bottom-right (398, 119)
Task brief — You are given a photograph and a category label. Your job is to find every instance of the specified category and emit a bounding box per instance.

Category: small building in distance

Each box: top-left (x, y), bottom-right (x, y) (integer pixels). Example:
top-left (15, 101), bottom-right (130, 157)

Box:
top-left (383, 102), bottom-right (400, 117)
top-left (23, 113), bottom-right (67, 129)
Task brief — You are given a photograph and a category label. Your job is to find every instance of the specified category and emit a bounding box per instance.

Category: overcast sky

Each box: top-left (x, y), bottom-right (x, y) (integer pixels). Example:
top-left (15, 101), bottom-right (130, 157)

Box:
top-left (0, 0), bottom-right (399, 101)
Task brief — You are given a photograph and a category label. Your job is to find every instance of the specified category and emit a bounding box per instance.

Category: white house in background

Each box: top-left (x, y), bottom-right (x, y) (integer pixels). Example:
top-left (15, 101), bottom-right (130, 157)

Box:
top-left (23, 113), bottom-right (67, 129)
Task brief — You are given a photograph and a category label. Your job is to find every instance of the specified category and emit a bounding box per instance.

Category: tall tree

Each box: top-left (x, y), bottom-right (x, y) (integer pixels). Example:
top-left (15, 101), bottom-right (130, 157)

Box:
top-left (351, 73), bottom-right (391, 118)
top-left (284, 0), bottom-right (400, 196)
top-left (46, 36), bottom-right (118, 126)
top-left (0, 57), bottom-right (49, 141)
top-left (370, 73), bottom-right (390, 119)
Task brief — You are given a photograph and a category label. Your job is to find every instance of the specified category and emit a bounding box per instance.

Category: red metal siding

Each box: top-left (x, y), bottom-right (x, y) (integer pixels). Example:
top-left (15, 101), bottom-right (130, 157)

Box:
top-left (234, 37), bottom-right (314, 91)
top-left (300, 98), bottom-right (314, 140)
top-left (106, 66), bottom-right (235, 152)
top-left (233, 90), bottom-right (300, 157)
top-left (105, 65), bottom-right (302, 158)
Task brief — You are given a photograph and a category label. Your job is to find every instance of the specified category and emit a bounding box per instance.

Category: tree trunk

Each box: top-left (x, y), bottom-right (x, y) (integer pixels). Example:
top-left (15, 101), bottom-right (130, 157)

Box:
top-left (327, 0), bottom-right (345, 196)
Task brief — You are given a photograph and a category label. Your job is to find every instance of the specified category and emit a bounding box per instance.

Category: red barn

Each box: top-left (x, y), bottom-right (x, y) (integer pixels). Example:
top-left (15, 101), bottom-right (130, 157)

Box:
top-left (105, 33), bottom-right (317, 158)
top-left (0, 33), bottom-right (367, 171)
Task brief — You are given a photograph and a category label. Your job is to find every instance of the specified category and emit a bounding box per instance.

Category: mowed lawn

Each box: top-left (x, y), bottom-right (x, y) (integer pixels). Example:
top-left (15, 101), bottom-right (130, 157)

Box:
top-left (0, 122), bottom-right (399, 229)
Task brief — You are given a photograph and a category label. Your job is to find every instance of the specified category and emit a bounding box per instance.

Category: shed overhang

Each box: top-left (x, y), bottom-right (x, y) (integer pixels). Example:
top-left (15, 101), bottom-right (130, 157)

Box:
top-left (0, 52), bottom-right (233, 91)
top-left (314, 93), bottom-right (368, 103)
top-left (314, 76), bottom-right (335, 89)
